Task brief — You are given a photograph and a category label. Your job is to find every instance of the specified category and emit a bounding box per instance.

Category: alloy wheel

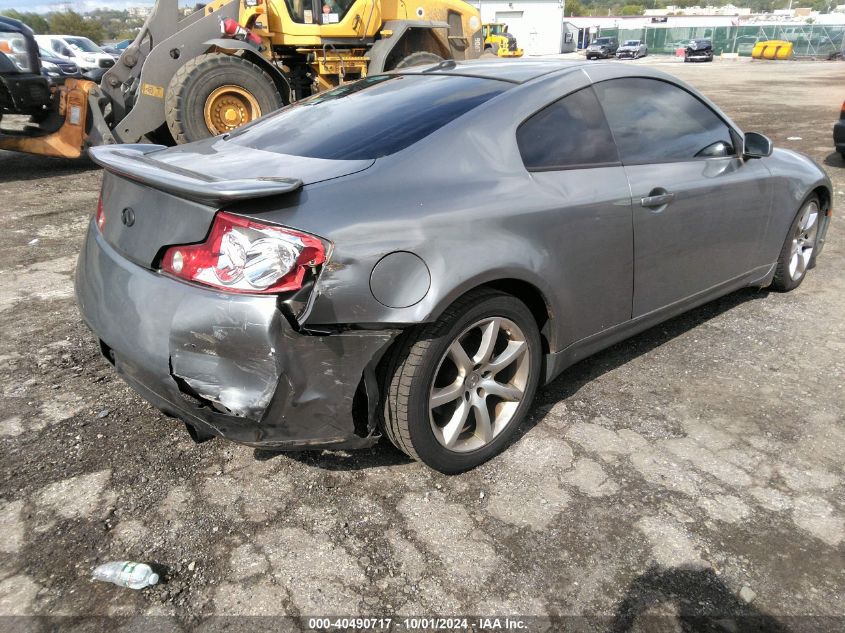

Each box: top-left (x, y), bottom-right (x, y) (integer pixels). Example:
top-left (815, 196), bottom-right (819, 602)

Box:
top-left (428, 317), bottom-right (530, 452)
top-left (789, 200), bottom-right (819, 281)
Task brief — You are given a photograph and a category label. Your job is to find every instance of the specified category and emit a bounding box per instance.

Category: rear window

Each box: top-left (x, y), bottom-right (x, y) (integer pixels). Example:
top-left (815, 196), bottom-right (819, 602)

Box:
top-left (227, 74), bottom-right (509, 160)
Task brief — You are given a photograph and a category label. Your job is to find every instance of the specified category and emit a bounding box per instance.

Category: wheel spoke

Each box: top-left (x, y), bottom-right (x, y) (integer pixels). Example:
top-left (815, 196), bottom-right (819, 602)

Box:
top-left (441, 400), bottom-right (471, 448)
top-left (447, 341), bottom-right (473, 375)
top-left (430, 380), bottom-right (465, 409)
top-left (798, 247), bottom-right (812, 275)
top-left (471, 398), bottom-right (493, 444)
top-left (480, 378), bottom-right (522, 402)
top-left (800, 208), bottom-right (818, 232)
top-left (486, 340), bottom-right (527, 374)
top-left (789, 252), bottom-right (799, 279)
top-left (473, 318), bottom-right (501, 366)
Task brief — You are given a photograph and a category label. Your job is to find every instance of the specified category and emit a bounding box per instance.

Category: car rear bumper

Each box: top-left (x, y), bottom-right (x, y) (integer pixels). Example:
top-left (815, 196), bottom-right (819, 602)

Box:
top-left (685, 51), bottom-right (713, 60)
top-left (834, 119), bottom-right (845, 153)
top-left (74, 220), bottom-right (398, 450)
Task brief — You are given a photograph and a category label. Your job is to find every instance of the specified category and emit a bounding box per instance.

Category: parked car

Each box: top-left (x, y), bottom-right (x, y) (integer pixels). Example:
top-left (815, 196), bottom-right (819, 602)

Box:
top-left (585, 37), bottom-right (618, 60)
top-left (34, 35), bottom-right (115, 71)
top-left (100, 45), bottom-right (122, 60)
top-left (39, 47), bottom-right (81, 84)
top-left (685, 38), bottom-right (714, 62)
top-left (0, 17), bottom-right (51, 121)
top-left (616, 39), bottom-right (648, 59)
top-left (835, 99), bottom-right (845, 159)
top-left (77, 60), bottom-right (832, 473)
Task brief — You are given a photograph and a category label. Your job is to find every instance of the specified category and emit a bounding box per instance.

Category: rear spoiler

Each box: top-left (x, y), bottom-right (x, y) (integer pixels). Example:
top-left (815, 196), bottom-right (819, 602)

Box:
top-left (88, 145), bottom-right (302, 206)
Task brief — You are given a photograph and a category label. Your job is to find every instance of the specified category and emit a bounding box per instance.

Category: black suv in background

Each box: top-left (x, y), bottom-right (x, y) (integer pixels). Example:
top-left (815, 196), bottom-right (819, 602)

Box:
top-left (685, 38), bottom-right (714, 62)
top-left (586, 37), bottom-right (619, 60)
top-left (0, 17), bottom-right (51, 121)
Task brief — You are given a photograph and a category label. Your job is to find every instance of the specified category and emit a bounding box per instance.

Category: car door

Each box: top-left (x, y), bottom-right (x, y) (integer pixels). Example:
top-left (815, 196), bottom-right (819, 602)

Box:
top-left (516, 85), bottom-right (633, 342)
top-left (593, 77), bottom-right (772, 317)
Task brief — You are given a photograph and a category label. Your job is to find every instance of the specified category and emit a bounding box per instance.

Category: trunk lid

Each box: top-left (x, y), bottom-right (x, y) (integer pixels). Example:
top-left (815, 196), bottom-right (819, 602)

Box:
top-left (90, 143), bottom-right (372, 268)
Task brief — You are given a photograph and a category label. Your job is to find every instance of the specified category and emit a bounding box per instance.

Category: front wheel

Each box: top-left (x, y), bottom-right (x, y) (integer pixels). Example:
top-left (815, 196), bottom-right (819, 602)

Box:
top-left (771, 195), bottom-right (821, 292)
top-left (165, 54), bottom-right (284, 144)
top-left (381, 289), bottom-right (542, 473)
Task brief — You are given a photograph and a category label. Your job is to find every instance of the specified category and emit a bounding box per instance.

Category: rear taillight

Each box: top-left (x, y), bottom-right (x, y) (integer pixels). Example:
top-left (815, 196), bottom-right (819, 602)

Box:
top-left (841, 100), bottom-right (845, 119)
top-left (160, 212), bottom-right (327, 294)
top-left (95, 195), bottom-right (106, 232)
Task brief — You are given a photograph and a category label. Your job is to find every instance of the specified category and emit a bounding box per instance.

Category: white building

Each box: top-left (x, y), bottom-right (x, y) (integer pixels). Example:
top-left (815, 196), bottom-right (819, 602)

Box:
top-left (475, 0), bottom-right (572, 55)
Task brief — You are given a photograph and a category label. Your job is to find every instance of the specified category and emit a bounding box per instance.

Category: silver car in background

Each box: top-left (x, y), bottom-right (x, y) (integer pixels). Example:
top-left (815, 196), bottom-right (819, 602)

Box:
top-left (616, 40), bottom-right (648, 59)
top-left (76, 61), bottom-right (831, 473)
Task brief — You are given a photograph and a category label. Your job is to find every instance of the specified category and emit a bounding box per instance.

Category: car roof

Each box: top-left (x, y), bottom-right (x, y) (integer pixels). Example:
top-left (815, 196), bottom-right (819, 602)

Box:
top-left (396, 59), bottom-right (588, 84)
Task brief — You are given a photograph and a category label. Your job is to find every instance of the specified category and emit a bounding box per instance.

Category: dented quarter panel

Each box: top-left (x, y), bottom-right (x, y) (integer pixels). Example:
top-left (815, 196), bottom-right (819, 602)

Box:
top-left (75, 220), bottom-right (397, 448)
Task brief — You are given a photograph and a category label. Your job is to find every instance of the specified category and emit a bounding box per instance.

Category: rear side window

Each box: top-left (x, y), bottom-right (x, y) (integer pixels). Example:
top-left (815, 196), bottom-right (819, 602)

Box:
top-left (593, 77), bottom-right (735, 163)
top-left (517, 86), bottom-right (619, 171)
top-left (228, 74), bottom-right (508, 160)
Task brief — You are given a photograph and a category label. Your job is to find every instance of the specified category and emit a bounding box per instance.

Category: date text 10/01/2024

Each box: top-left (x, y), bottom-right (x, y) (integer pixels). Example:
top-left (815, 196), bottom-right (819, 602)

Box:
top-left (308, 617), bottom-right (529, 630)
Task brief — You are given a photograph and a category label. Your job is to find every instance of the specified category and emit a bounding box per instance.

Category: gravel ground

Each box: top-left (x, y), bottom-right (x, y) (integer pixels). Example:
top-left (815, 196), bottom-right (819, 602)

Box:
top-left (0, 59), bottom-right (843, 632)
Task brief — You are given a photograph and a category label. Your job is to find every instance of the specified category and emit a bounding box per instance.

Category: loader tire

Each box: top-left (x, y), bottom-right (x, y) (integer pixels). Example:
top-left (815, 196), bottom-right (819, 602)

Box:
top-left (393, 51), bottom-right (444, 69)
top-left (165, 54), bottom-right (284, 144)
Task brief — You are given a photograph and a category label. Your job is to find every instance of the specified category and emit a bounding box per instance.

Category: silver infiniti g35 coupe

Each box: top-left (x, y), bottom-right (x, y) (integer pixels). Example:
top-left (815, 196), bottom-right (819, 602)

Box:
top-left (76, 60), bottom-right (832, 473)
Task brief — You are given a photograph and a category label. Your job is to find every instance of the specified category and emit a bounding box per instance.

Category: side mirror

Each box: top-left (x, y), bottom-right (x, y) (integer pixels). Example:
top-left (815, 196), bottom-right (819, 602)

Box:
top-left (744, 132), bottom-right (773, 159)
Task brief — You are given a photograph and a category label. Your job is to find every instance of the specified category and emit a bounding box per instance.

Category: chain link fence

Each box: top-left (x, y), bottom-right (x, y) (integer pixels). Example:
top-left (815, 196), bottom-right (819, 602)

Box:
top-left (597, 24), bottom-right (845, 58)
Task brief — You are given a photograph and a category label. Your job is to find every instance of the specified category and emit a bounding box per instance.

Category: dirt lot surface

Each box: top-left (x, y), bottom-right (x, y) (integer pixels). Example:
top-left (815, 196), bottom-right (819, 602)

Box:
top-left (0, 59), bottom-right (843, 632)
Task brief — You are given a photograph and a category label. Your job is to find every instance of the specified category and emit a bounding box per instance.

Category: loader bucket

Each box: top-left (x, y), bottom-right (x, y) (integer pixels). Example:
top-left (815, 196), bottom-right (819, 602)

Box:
top-left (0, 78), bottom-right (95, 159)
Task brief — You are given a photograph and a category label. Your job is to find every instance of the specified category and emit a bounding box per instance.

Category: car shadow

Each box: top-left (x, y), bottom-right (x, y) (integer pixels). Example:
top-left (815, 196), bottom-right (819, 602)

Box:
top-left (509, 286), bottom-right (770, 444)
top-left (604, 564), bottom-right (793, 632)
top-left (821, 151), bottom-right (844, 168)
top-left (254, 440), bottom-right (413, 471)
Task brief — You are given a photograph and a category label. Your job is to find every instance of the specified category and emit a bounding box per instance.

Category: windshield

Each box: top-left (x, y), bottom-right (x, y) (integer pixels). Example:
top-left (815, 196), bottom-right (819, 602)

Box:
top-left (228, 74), bottom-right (509, 160)
top-left (594, 38), bottom-right (612, 45)
top-left (624, 40), bottom-right (640, 46)
top-left (65, 37), bottom-right (101, 53)
top-left (488, 24), bottom-right (504, 35)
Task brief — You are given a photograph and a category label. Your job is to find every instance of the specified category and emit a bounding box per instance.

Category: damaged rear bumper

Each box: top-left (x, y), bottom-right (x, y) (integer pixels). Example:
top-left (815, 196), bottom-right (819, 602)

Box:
top-left (74, 220), bottom-right (398, 449)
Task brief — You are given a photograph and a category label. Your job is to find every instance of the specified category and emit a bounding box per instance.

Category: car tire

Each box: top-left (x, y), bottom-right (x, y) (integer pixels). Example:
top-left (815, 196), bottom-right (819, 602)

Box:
top-left (165, 53), bottom-right (284, 144)
top-left (381, 288), bottom-right (542, 473)
top-left (771, 195), bottom-right (822, 292)
top-left (393, 51), bottom-right (444, 69)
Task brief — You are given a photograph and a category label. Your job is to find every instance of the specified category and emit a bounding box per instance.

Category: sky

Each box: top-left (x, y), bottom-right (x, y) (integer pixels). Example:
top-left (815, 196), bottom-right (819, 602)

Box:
top-left (0, 0), bottom-right (174, 12)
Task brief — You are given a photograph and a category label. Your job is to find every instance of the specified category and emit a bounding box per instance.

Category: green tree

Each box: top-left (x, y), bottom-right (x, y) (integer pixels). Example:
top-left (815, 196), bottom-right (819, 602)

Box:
top-left (565, 0), bottom-right (588, 16)
top-left (47, 11), bottom-right (105, 43)
top-left (620, 4), bottom-right (645, 14)
top-left (0, 9), bottom-right (49, 34)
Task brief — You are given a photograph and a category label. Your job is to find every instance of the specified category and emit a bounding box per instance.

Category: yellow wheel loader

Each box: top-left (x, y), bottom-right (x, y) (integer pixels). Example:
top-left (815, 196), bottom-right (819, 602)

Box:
top-left (0, 0), bottom-right (483, 159)
top-left (481, 23), bottom-right (522, 58)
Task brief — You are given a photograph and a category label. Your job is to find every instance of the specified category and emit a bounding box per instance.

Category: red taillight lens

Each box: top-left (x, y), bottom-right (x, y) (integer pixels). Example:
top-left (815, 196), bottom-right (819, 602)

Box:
top-left (95, 195), bottom-right (106, 232)
top-left (160, 212), bottom-right (327, 294)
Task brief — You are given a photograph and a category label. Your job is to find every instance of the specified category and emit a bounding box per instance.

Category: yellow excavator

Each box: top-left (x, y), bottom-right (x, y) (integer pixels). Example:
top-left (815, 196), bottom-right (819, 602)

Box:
top-left (482, 22), bottom-right (522, 58)
top-left (0, 0), bottom-right (483, 158)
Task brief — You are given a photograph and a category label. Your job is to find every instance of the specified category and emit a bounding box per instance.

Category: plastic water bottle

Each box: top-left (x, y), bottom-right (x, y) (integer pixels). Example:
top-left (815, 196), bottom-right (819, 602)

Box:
top-left (92, 561), bottom-right (159, 589)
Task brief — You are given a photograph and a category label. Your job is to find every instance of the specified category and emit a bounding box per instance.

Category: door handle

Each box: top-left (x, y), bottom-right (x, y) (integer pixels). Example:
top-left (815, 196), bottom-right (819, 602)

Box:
top-left (640, 190), bottom-right (675, 208)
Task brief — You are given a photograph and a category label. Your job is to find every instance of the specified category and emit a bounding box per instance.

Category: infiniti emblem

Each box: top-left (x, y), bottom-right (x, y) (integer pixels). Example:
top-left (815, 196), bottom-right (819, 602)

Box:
top-left (121, 207), bottom-right (135, 227)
